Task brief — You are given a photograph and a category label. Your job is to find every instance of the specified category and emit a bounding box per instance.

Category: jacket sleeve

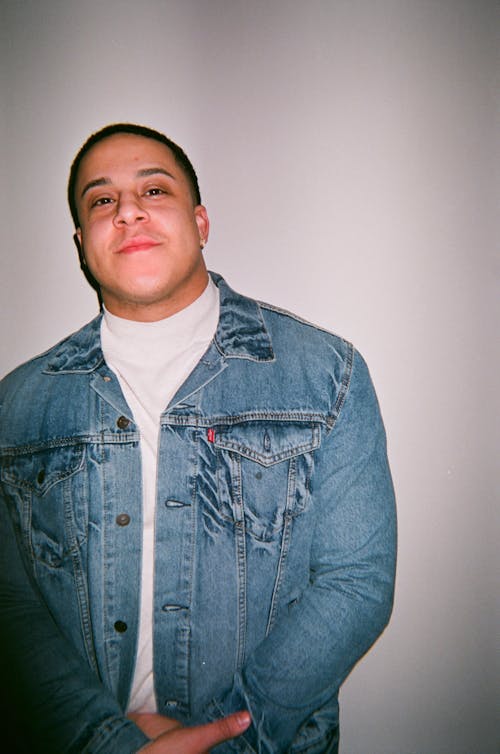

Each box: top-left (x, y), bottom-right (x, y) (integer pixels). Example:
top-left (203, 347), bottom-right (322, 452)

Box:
top-left (206, 349), bottom-right (397, 753)
top-left (0, 491), bottom-right (150, 754)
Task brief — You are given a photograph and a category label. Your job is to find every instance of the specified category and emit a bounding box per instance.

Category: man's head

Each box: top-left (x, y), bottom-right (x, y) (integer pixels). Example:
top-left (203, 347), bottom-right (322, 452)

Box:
top-left (68, 123), bottom-right (202, 229)
top-left (68, 124), bottom-right (209, 321)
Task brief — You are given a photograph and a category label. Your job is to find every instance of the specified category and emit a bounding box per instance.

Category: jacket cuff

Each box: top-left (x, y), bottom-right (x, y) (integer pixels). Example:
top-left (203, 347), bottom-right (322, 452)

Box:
top-left (81, 716), bottom-right (150, 754)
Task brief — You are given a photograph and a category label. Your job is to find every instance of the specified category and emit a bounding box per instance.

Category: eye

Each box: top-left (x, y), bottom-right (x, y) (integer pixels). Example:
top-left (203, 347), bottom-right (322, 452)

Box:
top-left (144, 187), bottom-right (166, 197)
top-left (91, 196), bottom-right (114, 208)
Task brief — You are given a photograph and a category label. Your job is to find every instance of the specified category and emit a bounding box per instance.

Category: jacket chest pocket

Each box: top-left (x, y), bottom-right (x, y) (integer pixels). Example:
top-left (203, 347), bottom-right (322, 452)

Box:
top-left (212, 421), bottom-right (320, 542)
top-left (1, 444), bottom-right (86, 568)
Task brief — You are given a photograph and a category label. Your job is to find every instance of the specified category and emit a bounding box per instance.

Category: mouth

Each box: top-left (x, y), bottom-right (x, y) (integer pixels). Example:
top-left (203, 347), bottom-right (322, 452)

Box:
top-left (117, 236), bottom-right (161, 254)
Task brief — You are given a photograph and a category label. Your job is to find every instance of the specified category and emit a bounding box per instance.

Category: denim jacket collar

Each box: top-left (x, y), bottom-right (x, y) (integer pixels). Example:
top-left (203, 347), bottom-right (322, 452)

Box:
top-left (44, 272), bottom-right (274, 375)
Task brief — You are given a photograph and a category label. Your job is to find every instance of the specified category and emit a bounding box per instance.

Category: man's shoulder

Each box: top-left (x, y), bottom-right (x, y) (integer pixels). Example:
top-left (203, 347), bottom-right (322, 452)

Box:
top-left (0, 315), bottom-right (102, 395)
top-left (257, 299), bottom-right (356, 400)
top-left (214, 272), bottom-right (353, 364)
top-left (216, 279), bottom-right (362, 429)
top-left (258, 298), bottom-right (350, 350)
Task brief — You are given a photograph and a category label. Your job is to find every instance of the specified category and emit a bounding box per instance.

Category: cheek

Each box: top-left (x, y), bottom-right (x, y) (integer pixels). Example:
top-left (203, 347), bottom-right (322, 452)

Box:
top-left (80, 223), bottom-right (109, 253)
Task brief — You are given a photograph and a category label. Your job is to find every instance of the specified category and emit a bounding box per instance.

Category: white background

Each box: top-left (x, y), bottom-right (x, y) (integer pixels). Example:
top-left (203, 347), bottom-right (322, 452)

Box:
top-left (1, 1), bottom-right (498, 752)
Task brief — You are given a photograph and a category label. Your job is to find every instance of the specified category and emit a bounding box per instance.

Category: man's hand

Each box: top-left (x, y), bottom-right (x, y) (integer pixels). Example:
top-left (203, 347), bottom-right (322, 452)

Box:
top-left (131, 710), bottom-right (251, 753)
top-left (129, 712), bottom-right (183, 739)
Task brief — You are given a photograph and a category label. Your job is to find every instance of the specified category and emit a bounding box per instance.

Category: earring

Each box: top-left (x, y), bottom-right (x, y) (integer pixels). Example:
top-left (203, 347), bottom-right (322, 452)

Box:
top-left (200, 238), bottom-right (206, 249)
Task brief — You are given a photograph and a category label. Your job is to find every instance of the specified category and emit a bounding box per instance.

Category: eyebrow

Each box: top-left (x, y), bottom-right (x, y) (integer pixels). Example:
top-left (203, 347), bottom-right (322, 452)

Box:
top-left (137, 167), bottom-right (176, 180)
top-left (80, 168), bottom-right (176, 199)
top-left (80, 177), bottom-right (110, 198)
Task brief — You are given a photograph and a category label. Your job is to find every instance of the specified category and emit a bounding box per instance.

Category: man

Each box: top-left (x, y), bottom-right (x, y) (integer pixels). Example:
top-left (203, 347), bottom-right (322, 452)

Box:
top-left (0, 124), bottom-right (396, 753)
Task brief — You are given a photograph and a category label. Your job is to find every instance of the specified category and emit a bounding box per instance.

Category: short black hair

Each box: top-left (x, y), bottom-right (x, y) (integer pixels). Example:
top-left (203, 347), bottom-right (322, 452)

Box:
top-left (67, 122), bottom-right (202, 228)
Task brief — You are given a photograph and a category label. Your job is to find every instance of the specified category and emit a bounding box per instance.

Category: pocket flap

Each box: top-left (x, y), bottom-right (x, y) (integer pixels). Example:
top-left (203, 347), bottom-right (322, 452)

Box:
top-left (213, 422), bottom-right (320, 466)
top-left (1, 444), bottom-right (85, 495)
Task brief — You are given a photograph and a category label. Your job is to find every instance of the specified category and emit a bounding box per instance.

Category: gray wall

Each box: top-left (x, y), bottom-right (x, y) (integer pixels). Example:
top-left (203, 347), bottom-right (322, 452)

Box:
top-left (1, 1), bottom-right (498, 752)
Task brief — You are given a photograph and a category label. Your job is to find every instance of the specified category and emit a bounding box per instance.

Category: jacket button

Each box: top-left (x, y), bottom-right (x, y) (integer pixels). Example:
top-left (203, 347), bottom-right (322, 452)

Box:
top-left (37, 469), bottom-right (46, 485)
top-left (117, 416), bottom-right (130, 429)
top-left (116, 513), bottom-right (131, 527)
top-left (114, 620), bottom-right (128, 633)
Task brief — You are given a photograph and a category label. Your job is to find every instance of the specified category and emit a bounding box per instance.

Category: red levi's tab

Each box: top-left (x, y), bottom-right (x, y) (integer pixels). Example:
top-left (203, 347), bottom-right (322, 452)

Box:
top-left (207, 428), bottom-right (215, 443)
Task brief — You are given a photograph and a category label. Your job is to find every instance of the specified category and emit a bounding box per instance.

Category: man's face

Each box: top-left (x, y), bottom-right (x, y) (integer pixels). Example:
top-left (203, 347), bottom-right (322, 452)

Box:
top-left (75, 133), bottom-right (209, 321)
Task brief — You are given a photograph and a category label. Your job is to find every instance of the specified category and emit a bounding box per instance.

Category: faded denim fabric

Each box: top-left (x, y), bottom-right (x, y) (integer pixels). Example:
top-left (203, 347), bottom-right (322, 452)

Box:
top-left (0, 273), bottom-right (396, 753)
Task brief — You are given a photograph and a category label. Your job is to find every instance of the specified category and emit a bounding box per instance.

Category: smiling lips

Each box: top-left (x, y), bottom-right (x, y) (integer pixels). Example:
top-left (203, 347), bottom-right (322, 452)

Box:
top-left (117, 236), bottom-right (161, 254)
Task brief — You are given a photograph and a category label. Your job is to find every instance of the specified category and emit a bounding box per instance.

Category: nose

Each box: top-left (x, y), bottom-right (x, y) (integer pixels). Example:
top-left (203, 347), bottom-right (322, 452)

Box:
top-left (113, 193), bottom-right (149, 227)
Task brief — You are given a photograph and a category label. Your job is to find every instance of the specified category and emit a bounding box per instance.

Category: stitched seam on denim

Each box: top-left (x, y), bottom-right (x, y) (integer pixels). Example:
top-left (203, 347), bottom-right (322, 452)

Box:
top-left (101, 397), bottom-right (114, 689)
top-left (258, 301), bottom-right (351, 342)
top-left (57, 448), bottom-right (94, 667)
top-left (161, 413), bottom-right (329, 428)
top-left (64, 467), bottom-right (99, 674)
top-left (213, 337), bottom-right (275, 363)
top-left (326, 341), bottom-right (354, 431)
top-left (231, 452), bottom-right (247, 671)
top-left (82, 715), bottom-right (146, 752)
top-left (266, 458), bottom-right (296, 636)
top-left (23, 488), bottom-right (35, 567)
top-left (43, 361), bottom-right (104, 375)
top-left (1, 446), bottom-right (86, 491)
top-left (0, 434), bottom-right (139, 456)
top-left (215, 435), bottom-right (319, 466)
top-left (181, 426), bottom-right (199, 712)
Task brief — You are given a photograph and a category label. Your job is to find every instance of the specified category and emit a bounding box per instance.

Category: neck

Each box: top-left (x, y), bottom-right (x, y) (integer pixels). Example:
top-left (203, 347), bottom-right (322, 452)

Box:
top-left (101, 270), bottom-right (210, 323)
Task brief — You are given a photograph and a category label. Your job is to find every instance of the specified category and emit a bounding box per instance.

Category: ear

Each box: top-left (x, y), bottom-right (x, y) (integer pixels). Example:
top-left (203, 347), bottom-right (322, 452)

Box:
top-left (73, 228), bottom-right (103, 307)
top-left (194, 205), bottom-right (210, 246)
top-left (73, 230), bottom-right (85, 266)
top-left (73, 229), bottom-right (82, 250)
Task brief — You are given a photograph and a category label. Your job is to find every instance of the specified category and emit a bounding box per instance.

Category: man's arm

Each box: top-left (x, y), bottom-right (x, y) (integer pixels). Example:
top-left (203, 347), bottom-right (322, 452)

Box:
top-left (0, 497), bottom-right (250, 754)
top-left (205, 350), bottom-right (397, 752)
top-left (0, 493), bottom-right (153, 753)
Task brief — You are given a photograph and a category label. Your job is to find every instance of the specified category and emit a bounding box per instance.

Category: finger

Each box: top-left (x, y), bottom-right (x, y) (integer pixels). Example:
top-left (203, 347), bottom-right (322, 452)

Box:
top-left (128, 712), bottom-right (182, 738)
top-left (166, 711), bottom-right (251, 752)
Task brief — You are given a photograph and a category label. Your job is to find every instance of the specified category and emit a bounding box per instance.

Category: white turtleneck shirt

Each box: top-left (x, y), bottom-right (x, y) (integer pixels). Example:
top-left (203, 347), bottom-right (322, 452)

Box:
top-left (100, 277), bottom-right (220, 713)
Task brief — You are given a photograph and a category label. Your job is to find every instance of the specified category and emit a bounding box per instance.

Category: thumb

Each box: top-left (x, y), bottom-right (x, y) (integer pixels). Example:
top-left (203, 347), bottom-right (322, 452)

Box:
top-left (167, 711), bottom-right (251, 752)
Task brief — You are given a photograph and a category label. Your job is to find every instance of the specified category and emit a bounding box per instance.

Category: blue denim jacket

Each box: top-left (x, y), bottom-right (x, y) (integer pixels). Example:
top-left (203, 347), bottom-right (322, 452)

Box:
top-left (0, 273), bottom-right (396, 754)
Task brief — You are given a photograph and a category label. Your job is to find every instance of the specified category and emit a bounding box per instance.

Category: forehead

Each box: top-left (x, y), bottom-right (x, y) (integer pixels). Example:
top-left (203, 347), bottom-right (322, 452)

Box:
top-left (76, 133), bottom-right (180, 187)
